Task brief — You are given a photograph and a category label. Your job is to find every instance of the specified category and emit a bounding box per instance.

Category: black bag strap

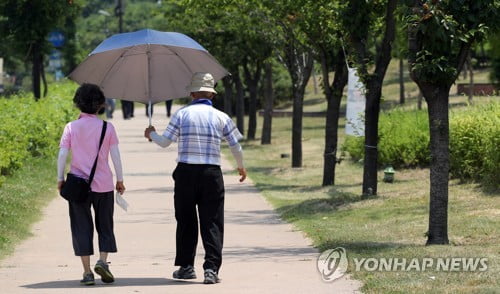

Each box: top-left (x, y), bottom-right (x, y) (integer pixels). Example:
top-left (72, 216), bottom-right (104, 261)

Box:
top-left (88, 121), bottom-right (107, 189)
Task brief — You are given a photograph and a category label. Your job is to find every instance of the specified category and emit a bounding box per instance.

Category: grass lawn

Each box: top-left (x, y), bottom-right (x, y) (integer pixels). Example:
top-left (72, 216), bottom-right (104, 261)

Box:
top-left (225, 63), bottom-right (499, 293)
top-left (0, 156), bottom-right (58, 260)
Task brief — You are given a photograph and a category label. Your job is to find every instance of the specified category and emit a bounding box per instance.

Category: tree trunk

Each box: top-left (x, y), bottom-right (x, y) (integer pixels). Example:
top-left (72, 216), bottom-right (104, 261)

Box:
top-left (290, 53), bottom-right (313, 168)
top-left (321, 48), bottom-right (348, 186)
top-left (32, 43), bottom-right (42, 100)
top-left (312, 63), bottom-right (318, 95)
top-left (355, 0), bottom-right (397, 196)
top-left (223, 76), bottom-right (233, 116)
top-left (261, 61), bottom-right (273, 145)
top-left (243, 60), bottom-right (262, 140)
top-left (63, 15), bottom-right (78, 73)
top-left (362, 81), bottom-right (382, 196)
top-left (291, 82), bottom-right (304, 167)
top-left (41, 55), bottom-right (48, 97)
top-left (234, 69), bottom-right (245, 135)
top-left (291, 89), bottom-right (304, 167)
top-left (417, 90), bottom-right (423, 110)
top-left (280, 24), bottom-right (314, 168)
top-left (422, 84), bottom-right (450, 245)
top-left (117, 0), bottom-right (123, 33)
top-left (399, 58), bottom-right (405, 104)
top-left (467, 52), bottom-right (473, 104)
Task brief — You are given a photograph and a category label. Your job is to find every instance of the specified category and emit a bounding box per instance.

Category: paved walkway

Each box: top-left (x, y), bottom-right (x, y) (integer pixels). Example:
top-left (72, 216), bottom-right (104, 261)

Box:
top-left (0, 105), bottom-right (362, 293)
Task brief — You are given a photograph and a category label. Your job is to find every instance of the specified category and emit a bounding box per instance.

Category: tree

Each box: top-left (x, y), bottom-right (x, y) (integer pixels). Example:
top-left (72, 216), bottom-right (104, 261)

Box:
top-left (406, 0), bottom-right (499, 245)
top-left (243, 57), bottom-right (262, 140)
top-left (261, 60), bottom-right (274, 144)
top-left (0, 0), bottom-right (79, 99)
top-left (261, 0), bottom-right (314, 167)
top-left (394, 11), bottom-right (409, 105)
top-left (342, 0), bottom-right (398, 196)
top-left (181, 0), bottom-right (276, 138)
top-left (294, 0), bottom-right (349, 185)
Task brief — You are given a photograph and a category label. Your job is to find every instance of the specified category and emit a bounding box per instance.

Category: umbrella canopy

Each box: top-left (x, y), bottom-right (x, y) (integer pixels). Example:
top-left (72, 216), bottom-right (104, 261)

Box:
top-left (68, 29), bottom-right (229, 104)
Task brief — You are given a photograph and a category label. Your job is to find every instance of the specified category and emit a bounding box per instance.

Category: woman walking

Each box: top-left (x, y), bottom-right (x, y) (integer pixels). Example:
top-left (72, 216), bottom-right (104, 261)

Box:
top-left (57, 83), bottom-right (125, 285)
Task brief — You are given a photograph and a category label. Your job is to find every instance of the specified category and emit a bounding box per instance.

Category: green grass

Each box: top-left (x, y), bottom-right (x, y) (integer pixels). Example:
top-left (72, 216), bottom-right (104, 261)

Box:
top-left (0, 154), bottom-right (58, 260)
top-left (225, 86), bottom-right (499, 292)
top-left (0, 81), bottom-right (77, 260)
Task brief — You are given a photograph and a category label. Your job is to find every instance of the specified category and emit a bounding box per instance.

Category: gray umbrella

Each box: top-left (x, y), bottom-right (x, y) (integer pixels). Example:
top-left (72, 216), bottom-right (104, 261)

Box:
top-left (69, 29), bottom-right (229, 124)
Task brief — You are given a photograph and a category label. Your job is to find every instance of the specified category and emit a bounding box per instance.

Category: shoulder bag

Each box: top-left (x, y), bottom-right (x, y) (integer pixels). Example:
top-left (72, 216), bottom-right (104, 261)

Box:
top-left (60, 121), bottom-right (107, 202)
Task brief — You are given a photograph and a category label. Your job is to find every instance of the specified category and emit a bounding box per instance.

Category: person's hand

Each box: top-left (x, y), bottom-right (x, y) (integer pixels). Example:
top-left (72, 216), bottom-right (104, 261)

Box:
top-left (116, 181), bottom-right (125, 195)
top-left (237, 167), bottom-right (247, 182)
top-left (57, 180), bottom-right (64, 192)
top-left (144, 126), bottom-right (156, 140)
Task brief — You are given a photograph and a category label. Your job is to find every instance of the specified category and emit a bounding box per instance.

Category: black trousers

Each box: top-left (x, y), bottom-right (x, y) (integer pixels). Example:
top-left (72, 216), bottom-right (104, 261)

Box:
top-left (173, 163), bottom-right (225, 272)
top-left (121, 100), bottom-right (134, 119)
top-left (68, 191), bottom-right (117, 256)
top-left (144, 101), bottom-right (173, 117)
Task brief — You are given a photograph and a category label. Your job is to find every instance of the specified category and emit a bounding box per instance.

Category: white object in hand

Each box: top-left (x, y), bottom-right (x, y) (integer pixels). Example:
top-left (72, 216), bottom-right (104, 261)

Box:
top-left (116, 193), bottom-right (129, 212)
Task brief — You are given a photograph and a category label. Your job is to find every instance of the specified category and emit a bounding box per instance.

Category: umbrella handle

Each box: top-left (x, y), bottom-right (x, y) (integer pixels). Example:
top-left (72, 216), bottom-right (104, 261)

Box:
top-left (148, 101), bottom-right (153, 126)
top-left (148, 101), bottom-right (152, 142)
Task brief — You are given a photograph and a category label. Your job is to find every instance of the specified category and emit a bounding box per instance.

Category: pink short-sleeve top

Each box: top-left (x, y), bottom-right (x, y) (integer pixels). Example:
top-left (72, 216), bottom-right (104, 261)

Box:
top-left (59, 113), bottom-right (119, 192)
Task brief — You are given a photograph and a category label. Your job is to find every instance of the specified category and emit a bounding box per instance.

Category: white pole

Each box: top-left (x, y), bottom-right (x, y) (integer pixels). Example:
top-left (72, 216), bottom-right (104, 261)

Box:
top-left (147, 46), bottom-right (153, 128)
top-left (148, 100), bottom-right (152, 126)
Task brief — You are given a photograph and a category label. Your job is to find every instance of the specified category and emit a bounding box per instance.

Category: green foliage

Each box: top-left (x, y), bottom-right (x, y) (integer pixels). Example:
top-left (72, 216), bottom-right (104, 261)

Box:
top-left (406, 0), bottom-right (499, 86)
top-left (489, 31), bottom-right (500, 86)
top-left (378, 109), bottom-right (430, 167)
top-left (0, 0), bottom-right (77, 47)
top-left (181, 0), bottom-right (277, 69)
top-left (342, 135), bottom-right (365, 162)
top-left (0, 0), bottom-right (81, 91)
top-left (340, 0), bottom-right (391, 73)
top-left (343, 108), bottom-right (430, 168)
top-left (412, 50), bottom-right (458, 84)
top-left (0, 83), bottom-right (78, 186)
top-left (343, 103), bottom-right (500, 188)
top-left (271, 61), bottom-right (293, 104)
top-left (450, 102), bottom-right (500, 188)
top-left (75, 0), bottom-right (163, 63)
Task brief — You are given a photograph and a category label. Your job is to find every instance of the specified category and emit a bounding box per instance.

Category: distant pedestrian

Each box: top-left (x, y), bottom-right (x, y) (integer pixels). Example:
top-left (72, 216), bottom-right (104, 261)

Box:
top-left (144, 72), bottom-right (246, 284)
top-left (105, 98), bottom-right (115, 119)
top-left (144, 100), bottom-right (173, 118)
top-left (166, 100), bottom-right (173, 117)
top-left (121, 100), bottom-right (134, 119)
top-left (57, 83), bottom-right (126, 286)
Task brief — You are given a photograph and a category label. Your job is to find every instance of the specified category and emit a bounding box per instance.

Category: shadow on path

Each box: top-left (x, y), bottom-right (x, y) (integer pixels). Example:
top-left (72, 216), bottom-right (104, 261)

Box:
top-left (225, 209), bottom-right (282, 225)
top-left (318, 240), bottom-right (416, 255)
top-left (22, 277), bottom-right (200, 289)
top-left (223, 246), bottom-right (317, 260)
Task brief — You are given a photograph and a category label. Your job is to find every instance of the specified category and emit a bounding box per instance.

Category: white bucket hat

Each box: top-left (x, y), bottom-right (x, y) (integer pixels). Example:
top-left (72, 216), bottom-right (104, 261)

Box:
top-left (186, 72), bottom-right (217, 94)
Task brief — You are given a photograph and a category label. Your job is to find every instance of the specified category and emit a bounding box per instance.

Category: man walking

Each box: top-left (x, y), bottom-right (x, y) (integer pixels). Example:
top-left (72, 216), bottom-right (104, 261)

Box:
top-left (144, 72), bottom-right (246, 284)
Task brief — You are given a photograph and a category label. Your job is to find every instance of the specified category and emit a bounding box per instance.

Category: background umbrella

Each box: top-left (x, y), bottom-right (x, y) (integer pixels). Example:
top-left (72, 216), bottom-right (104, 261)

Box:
top-left (68, 29), bottom-right (229, 125)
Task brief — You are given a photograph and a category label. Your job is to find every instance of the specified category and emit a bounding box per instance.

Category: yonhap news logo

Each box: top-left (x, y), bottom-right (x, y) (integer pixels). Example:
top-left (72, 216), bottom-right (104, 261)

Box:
top-left (317, 247), bottom-right (348, 282)
top-left (353, 257), bottom-right (488, 272)
top-left (317, 247), bottom-right (489, 283)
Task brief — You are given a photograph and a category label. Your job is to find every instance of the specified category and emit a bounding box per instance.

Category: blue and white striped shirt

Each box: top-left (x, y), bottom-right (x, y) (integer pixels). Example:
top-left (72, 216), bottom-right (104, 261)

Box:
top-left (162, 99), bottom-right (242, 166)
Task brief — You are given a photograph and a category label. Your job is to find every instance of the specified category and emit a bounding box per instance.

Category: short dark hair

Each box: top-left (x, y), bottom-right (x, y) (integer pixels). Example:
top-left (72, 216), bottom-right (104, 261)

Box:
top-left (73, 83), bottom-right (105, 114)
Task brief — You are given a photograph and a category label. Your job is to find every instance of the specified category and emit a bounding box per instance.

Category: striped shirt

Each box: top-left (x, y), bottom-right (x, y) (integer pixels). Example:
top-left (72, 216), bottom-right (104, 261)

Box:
top-left (162, 99), bottom-right (242, 166)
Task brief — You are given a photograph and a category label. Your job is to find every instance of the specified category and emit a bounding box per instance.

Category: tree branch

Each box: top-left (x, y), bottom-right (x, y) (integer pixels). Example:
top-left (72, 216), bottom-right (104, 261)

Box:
top-left (454, 41), bottom-right (473, 81)
top-left (374, 0), bottom-right (397, 83)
